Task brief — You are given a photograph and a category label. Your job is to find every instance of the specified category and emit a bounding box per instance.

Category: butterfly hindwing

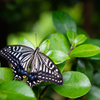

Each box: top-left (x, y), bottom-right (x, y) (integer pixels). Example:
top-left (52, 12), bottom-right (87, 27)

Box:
top-left (0, 45), bottom-right (34, 80)
top-left (27, 49), bottom-right (63, 87)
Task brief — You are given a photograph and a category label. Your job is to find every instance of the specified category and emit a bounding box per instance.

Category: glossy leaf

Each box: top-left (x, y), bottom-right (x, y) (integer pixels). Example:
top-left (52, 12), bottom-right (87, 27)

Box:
top-left (52, 11), bottom-right (77, 35)
top-left (49, 33), bottom-right (70, 54)
top-left (77, 59), bottom-right (93, 82)
top-left (84, 38), bottom-right (100, 60)
top-left (0, 81), bottom-right (36, 100)
top-left (67, 30), bottom-right (77, 45)
top-left (0, 91), bottom-right (7, 100)
top-left (46, 50), bottom-right (70, 64)
top-left (18, 37), bottom-right (35, 49)
top-left (74, 34), bottom-right (87, 46)
top-left (70, 44), bottom-right (100, 57)
top-left (0, 68), bottom-right (14, 84)
top-left (86, 86), bottom-right (100, 100)
top-left (52, 72), bottom-right (91, 98)
top-left (39, 39), bottom-right (50, 54)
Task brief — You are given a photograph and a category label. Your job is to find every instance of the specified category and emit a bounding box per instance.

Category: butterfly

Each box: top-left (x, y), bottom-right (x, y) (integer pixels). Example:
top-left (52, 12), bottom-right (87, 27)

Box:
top-left (0, 45), bottom-right (63, 88)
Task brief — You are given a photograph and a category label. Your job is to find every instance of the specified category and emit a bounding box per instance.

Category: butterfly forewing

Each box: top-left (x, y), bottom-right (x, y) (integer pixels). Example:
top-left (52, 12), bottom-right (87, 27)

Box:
top-left (27, 49), bottom-right (63, 87)
top-left (0, 45), bottom-right (34, 80)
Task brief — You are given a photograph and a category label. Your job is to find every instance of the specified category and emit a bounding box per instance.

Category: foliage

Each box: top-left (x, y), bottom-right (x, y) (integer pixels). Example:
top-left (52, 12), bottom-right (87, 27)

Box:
top-left (0, 11), bottom-right (100, 100)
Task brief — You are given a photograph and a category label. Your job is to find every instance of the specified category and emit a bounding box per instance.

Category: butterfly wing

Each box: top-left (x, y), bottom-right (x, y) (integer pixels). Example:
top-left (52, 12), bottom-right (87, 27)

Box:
top-left (0, 45), bottom-right (34, 80)
top-left (27, 51), bottom-right (63, 87)
top-left (38, 53), bottom-right (63, 85)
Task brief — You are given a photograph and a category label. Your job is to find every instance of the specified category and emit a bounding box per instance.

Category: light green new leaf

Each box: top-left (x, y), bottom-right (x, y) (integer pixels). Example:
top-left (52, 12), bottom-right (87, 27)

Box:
top-left (0, 81), bottom-right (36, 100)
top-left (39, 39), bottom-right (50, 54)
top-left (84, 38), bottom-right (100, 60)
top-left (74, 34), bottom-right (87, 46)
top-left (0, 68), bottom-right (14, 84)
top-left (52, 11), bottom-right (77, 35)
top-left (18, 37), bottom-right (35, 49)
top-left (67, 30), bottom-right (77, 45)
top-left (70, 44), bottom-right (100, 57)
top-left (52, 71), bottom-right (91, 98)
top-left (46, 50), bottom-right (70, 64)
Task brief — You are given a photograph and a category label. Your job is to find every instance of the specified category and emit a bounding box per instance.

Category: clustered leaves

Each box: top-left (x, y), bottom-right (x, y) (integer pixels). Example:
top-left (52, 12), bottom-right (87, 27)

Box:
top-left (0, 11), bottom-right (100, 100)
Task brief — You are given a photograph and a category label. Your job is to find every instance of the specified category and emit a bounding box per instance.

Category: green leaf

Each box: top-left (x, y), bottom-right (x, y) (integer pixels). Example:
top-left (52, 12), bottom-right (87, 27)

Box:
top-left (84, 38), bottom-right (100, 60)
top-left (46, 50), bottom-right (70, 64)
top-left (49, 33), bottom-right (70, 54)
top-left (67, 30), bottom-right (77, 45)
top-left (52, 11), bottom-right (77, 35)
top-left (74, 34), bottom-right (87, 46)
top-left (70, 44), bottom-right (100, 57)
top-left (86, 86), bottom-right (100, 100)
top-left (18, 37), bottom-right (35, 49)
top-left (0, 91), bottom-right (7, 100)
top-left (39, 39), bottom-right (50, 54)
top-left (52, 71), bottom-right (91, 98)
top-left (0, 81), bottom-right (36, 100)
top-left (0, 68), bottom-right (14, 84)
top-left (77, 59), bottom-right (93, 82)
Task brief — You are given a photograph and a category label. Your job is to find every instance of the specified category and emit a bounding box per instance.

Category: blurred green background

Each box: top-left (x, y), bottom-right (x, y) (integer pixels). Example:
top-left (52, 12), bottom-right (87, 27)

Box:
top-left (0, 0), bottom-right (100, 100)
top-left (0, 0), bottom-right (100, 68)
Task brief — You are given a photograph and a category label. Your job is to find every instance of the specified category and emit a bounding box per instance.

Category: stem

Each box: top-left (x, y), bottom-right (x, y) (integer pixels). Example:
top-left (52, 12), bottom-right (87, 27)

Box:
top-left (67, 47), bottom-right (74, 56)
top-left (39, 86), bottom-right (48, 99)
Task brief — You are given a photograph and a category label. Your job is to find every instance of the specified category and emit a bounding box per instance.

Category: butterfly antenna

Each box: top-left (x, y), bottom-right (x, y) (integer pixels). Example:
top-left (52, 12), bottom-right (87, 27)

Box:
top-left (35, 33), bottom-right (37, 47)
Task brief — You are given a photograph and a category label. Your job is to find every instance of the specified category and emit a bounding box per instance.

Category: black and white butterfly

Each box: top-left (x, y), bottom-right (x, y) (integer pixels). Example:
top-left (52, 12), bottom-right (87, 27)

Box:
top-left (0, 45), bottom-right (63, 88)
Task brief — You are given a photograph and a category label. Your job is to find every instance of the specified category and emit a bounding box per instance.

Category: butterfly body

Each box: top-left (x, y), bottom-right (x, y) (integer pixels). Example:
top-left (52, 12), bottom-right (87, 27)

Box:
top-left (0, 45), bottom-right (63, 88)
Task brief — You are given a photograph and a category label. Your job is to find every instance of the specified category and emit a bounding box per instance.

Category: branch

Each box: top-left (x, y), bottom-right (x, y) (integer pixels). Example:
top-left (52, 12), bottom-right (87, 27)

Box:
top-left (39, 86), bottom-right (48, 99)
top-left (67, 47), bottom-right (74, 56)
